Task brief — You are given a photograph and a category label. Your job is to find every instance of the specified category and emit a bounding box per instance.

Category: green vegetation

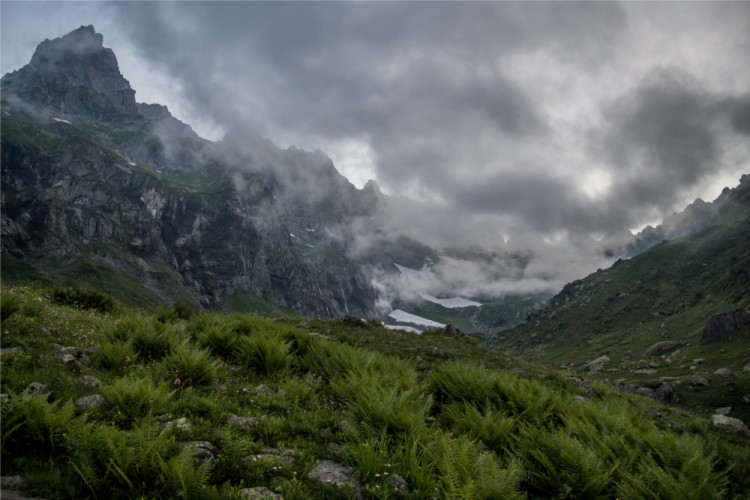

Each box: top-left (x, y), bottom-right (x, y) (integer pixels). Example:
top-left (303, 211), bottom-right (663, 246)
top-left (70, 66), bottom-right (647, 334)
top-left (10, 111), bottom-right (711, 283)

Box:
top-left (495, 179), bottom-right (750, 422)
top-left (2, 284), bottom-right (748, 498)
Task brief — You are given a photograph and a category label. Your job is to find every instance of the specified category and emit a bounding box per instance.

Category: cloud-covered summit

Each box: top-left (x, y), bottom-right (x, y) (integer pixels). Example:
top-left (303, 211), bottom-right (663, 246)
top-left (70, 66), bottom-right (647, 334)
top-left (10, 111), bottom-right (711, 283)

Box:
top-left (2, 1), bottom-right (748, 294)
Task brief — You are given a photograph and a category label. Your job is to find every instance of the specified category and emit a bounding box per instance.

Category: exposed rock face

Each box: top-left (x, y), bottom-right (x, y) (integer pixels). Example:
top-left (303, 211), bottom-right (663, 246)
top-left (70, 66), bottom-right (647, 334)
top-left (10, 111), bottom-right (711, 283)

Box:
top-left (700, 310), bottom-right (750, 344)
top-left (1, 25), bottom-right (137, 119)
top-left (1, 25), bottom-right (379, 318)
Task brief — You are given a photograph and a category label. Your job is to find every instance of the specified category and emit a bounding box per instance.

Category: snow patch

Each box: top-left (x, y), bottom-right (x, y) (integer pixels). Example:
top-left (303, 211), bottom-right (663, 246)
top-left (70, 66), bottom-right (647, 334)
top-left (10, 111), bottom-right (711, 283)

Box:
top-left (128, 162), bottom-right (136, 166)
top-left (384, 324), bottom-right (421, 334)
top-left (52, 117), bottom-right (72, 124)
top-left (3, 111), bottom-right (11, 116)
top-left (289, 233), bottom-right (297, 238)
top-left (420, 294), bottom-right (482, 308)
top-left (306, 244), bottom-right (315, 248)
top-left (388, 309), bottom-right (445, 328)
top-left (305, 228), bottom-right (316, 232)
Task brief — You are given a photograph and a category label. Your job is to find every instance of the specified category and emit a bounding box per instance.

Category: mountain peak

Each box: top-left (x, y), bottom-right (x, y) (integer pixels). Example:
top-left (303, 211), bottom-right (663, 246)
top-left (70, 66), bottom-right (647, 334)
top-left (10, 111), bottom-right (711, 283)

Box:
top-left (33, 25), bottom-right (104, 58)
top-left (1, 25), bottom-right (137, 119)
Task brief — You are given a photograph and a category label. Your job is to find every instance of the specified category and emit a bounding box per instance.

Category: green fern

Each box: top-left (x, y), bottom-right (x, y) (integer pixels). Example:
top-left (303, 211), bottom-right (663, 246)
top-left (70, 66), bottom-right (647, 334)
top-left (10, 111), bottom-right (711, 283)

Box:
top-left (101, 376), bottom-right (173, 427)
top-left (158, 447), bottom-right (214, 498)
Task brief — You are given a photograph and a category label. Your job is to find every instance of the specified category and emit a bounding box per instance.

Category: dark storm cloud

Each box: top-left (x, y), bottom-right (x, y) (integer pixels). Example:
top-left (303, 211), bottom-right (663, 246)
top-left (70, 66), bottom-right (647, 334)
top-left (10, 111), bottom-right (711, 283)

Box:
top-left (3, 1), bottom-right (748, 296)
top-left (107, 1), bottom-right (623, 187)
top-left (596, 69), bottom-right (750, 226)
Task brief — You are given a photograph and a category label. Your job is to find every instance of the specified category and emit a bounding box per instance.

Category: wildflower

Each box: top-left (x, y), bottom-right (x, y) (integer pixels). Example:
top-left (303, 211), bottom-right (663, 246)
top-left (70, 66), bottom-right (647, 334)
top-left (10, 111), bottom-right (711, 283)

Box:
top-left (54, 426), bottom-right (62, 434)
top-left (174, 378), bottom-right (182, 387)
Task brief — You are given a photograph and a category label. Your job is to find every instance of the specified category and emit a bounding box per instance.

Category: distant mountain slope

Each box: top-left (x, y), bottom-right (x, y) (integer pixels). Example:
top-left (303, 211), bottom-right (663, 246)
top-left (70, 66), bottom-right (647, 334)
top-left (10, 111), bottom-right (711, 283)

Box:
top-left (492, 174), bottom-right (750, 419)
top-left (495, 174), bottom-right (750, 362)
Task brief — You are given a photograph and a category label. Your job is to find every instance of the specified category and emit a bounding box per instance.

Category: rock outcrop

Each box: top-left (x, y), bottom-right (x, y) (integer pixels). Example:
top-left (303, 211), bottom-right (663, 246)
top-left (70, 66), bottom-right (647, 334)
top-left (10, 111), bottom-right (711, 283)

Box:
top-left (1, 25), bottom-right (380, 318)
top-left (700, 310), bottom-right (750, 344)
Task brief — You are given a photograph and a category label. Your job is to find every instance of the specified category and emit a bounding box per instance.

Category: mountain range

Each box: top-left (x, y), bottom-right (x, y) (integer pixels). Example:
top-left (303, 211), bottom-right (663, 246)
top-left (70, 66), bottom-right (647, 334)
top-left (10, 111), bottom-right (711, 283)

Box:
top-left (1, 26), bottom-right (746, 332)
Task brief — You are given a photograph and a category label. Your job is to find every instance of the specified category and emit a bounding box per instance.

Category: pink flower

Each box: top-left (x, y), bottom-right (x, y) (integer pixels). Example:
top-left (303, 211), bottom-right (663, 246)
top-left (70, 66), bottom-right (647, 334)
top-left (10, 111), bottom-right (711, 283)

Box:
top-left (173, 378), bottom-right (182, 387)
top-left (54, 427), bottom-right (62, 434)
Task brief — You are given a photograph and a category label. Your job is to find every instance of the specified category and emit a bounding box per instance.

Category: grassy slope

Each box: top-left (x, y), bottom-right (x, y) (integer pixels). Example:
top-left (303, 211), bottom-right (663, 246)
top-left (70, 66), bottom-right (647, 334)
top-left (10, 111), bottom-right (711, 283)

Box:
top-left (494, 177), bottom-right (750, 422)
top-left (1, 284), bottom-right (749, 499)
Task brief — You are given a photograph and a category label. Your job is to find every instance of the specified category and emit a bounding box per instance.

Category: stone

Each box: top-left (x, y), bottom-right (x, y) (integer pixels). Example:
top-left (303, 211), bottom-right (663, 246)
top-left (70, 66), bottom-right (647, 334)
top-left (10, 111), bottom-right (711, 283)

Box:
top-left (564, 376), bottom-right (594, 395)
top-left (227, 414), bottom-right (266, 430)
top-left (712, 414), bottom-right (749, 433)
top-left (700, 309), bottom-right (750, 344)
top-left (181, 441), bottom-right (217, 465)
top-left (716, 407), bottom-right (732, 416)
top-left (744, 363), bottom-right (750, 372)
top-left (1, 347), bottom-right (22, 357)
top-left (1, 476), bottom-right (25, 489)
top-left (74, 395), bottom-right (109, 410)
top-left (587, 355), bottom-right (610, 374)
top-left (308, 460), bottom-right (362, 498)
top-left (245, 453), bottom-right (294, 468)
top-left (635, 387), bottom-right (657, 399)
top-left (53, 344), bottom-right (89, 364)
top-left (714, 367), bottom-right (733, 378)
top-left (655, 382), bottom-right (677, 403)
top-left (442, 324), bottom-right (463, 336)
top-left (632, 368), bottom-right (658, 375)
top-left (643, 340), bottom-right (681, 358)
top-left (161, 417), bottom-right (192, 434)
top-left (690, 376), bottom-right (710, 387)
top-left (343, 315), bottom-right (367, 326)
top-left (24, 382), bottom-right (50, 398)
top-left (242, 384), bottom-right (272, 396)
top-left (0, 394), bottom-right (10, 404)
top-left (239, 487), bottom-right (284, 500)
top-left (743, 395), bottom-right (750, 404)
top-left (74, 375), bottom-right (102, 388)
top-left (388, 473), bottom-right (410, 496)
top-left (587, 355), bottom-right (610, 366)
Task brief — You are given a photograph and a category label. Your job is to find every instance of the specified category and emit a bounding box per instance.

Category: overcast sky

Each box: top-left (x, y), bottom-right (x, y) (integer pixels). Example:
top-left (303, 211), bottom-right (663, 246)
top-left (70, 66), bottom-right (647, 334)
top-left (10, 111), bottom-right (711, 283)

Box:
top-left (3, 1), bottom-right (749, 254)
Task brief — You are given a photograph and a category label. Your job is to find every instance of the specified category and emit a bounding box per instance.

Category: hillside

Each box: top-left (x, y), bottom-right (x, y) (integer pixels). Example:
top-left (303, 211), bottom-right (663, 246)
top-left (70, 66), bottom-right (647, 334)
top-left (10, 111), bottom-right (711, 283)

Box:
top-left (494, 174), bottom-right (750, 422)
top-left (2, 284), bottom-right (749, 498)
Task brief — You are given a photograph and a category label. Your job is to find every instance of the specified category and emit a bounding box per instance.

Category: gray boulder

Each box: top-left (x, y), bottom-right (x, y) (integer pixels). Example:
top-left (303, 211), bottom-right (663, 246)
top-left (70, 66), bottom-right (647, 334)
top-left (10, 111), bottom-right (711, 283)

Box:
top-left (308, 460), bottom-right (362, 498)
top-left (700, 309), bottom-right (750, 344)
top-left (714, 367), bottom-right (733, 378)
top-left (690, 376), bottom-right (710, 387)
top-left (712, 414), bottom-right (749, 433)
top-left (643, 340), bottom-right (681, 358)
top-left (74, 395), bottom-right (109, 410)
top-left (161, 417), bottom-right (192, 434)
top-left (655, 382), bottom-right (677, 403)
top-left (181, 441), bottom-right (217, 465)
top-left (239, 487), bottom-right (283, 500)
top-left (635, 387), bottom-right (657, 399)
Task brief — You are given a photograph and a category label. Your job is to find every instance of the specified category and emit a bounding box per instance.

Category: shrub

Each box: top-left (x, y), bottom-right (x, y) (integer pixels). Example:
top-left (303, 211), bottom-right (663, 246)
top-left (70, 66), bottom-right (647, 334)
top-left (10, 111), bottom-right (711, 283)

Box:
top-left (2, 393), bottom-right (77, 453)
top-left (94, 341), bottom-right (135, 373)
top-left (236, 333), bottom-right (291, 375)
top-left (431, 433), bottom-right (524, 499)
top-left (197, 322), bottom-right (238, 360)
top-left (131, 321), bottom-right (179, 362)
top-left (519, 426), bottom-right (612, 498)
top-left (109, 314), bottom-right (153, 342)
top-left (154, 300), bottom-right (195, 323)
top-left (442, 402), bottom-right (518, 455)
top-left (164, 342), bottom-right (222, 387)
top-left (337, 371), bottom-right (432, 437)
top-left (101, 376), bottom-right (173, 427)
top-left (49, 287), bottom-right (118, 314)
top-left (1, 292), bottom-right (21, 321)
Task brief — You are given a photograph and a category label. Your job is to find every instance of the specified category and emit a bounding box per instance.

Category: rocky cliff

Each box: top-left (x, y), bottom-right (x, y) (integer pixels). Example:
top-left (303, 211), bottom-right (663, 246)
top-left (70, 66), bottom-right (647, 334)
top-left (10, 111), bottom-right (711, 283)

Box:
top-left (1, 26), bottom-right (379, 317)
